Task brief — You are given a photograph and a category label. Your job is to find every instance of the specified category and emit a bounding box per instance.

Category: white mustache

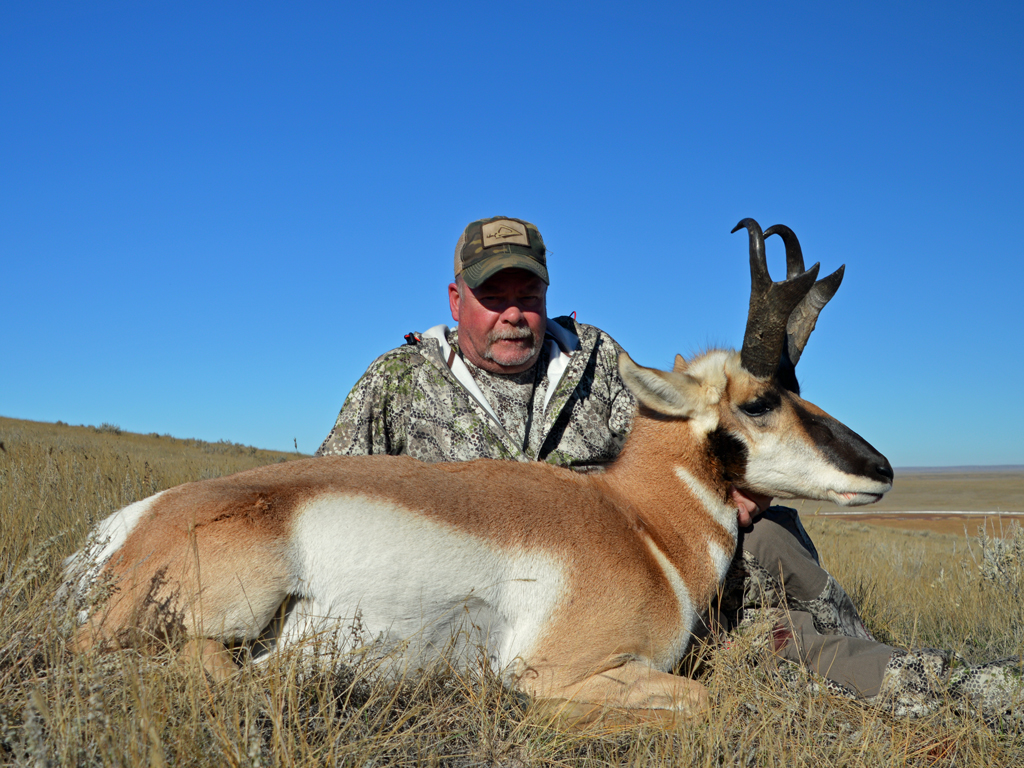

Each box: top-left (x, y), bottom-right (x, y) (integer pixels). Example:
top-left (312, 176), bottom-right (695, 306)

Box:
top-left (488, 326), bottom-right (535, 343)
top-left (483, 325), bottom-right (541, 366)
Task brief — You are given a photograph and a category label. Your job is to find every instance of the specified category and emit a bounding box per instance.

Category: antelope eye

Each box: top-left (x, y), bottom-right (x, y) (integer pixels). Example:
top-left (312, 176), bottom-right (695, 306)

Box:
top-left (740, 399), bottom-right (772, 417)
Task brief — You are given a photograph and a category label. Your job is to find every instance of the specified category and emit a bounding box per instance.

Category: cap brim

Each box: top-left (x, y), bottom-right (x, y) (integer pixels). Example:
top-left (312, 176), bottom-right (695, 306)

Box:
top-left (461, 254), bottom-right (549, 289)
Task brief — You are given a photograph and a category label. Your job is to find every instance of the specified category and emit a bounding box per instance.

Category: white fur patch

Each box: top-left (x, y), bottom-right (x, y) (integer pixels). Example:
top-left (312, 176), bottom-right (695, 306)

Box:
top-left (673, 467), bottom-right (738, 540)
top-left (683, 351), bottom-right (730, 395)
top-left (740, 431), bottom-right (892, 504)
top-left (677, 351), bottom-right (731, 434)
top-left (277, 494), bottom-right (566, 674)
top-left (640, 534), bottom-right (695, 669)
top-left (707, 540), bottom-right (732, 583)
top-left (672, 467), bottom-right (737, 592)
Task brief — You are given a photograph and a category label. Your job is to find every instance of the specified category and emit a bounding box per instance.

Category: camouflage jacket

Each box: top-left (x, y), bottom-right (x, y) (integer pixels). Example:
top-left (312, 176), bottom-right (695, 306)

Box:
top-left (315, 316), bottom-right (636, 471)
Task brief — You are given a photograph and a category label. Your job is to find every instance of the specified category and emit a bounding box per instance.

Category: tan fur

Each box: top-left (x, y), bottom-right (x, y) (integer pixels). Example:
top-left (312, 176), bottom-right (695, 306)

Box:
top-left (78, 477), bottom-right (305, 650)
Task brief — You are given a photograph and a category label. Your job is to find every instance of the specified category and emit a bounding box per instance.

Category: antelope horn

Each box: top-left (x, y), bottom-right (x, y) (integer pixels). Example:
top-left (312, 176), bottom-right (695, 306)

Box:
top-left (764, 224), bottom-right (845, 367)
top-left (762, 223), bottom-right (806, 279)
top-left (733, 218), bottom-right (819, 379)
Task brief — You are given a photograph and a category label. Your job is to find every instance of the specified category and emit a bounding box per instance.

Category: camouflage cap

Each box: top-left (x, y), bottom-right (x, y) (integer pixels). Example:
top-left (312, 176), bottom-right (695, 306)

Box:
top-left (454, 216), bottom-right (549, 289)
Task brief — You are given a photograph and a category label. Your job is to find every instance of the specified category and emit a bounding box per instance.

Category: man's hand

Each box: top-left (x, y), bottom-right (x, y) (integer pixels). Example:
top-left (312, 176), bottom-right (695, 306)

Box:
top-left (730, 486), bottom-right (774, 528)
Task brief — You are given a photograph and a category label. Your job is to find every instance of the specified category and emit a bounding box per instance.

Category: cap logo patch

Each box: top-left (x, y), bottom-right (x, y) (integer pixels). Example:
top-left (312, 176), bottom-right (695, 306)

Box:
top-left (482, 220), bottom-right (530, 249)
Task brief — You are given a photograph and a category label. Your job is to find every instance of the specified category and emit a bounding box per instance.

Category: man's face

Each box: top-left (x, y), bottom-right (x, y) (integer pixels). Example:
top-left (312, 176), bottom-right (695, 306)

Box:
top-left (448, 268), bottom-right (547, 374)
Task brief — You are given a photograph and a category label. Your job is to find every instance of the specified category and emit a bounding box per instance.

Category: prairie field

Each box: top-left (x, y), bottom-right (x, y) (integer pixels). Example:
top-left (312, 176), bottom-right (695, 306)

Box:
top-left (1, 415), bottom-right (1023, 766)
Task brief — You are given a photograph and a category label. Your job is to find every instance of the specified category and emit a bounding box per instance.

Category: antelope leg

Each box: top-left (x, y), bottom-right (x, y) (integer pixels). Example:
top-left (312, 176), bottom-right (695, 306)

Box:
top-left (181, 638), bottom-right (237, 683)
top-left (534, 662), bottom-right (708, 726)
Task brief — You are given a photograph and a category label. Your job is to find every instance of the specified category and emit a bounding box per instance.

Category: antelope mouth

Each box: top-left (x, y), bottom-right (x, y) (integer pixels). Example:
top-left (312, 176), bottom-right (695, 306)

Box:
top-left (828, 490), bottom-right (885, 507)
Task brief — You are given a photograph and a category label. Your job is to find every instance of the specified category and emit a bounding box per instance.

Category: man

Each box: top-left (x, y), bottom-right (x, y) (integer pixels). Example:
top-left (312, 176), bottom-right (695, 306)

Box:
top-left (318, 216), bottom-right (1019, 722)
top-left (317, 216), bottom-right (634, 472)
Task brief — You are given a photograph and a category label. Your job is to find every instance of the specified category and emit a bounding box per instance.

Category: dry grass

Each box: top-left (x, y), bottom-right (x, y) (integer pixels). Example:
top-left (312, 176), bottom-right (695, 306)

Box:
top-left (800, 517), bottom-right (1024, 662)
top-left (1, 416), bottom-right (1023, 766)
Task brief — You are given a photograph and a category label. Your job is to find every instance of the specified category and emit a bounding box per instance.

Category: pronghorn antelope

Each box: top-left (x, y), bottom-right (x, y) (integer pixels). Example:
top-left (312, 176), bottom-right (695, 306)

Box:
top-left (66, 218), bottom-right (893, 721)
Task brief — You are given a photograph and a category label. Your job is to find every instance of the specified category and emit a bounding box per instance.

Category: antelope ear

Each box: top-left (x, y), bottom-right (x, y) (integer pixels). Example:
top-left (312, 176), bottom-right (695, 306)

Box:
top-left (672, 354), bottom-right (687, 373)
top-left (619, 353), bottom-right (700, 418)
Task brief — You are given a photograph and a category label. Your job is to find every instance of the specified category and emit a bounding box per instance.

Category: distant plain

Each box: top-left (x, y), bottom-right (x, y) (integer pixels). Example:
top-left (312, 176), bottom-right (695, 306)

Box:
top-left (789, 466), bottom-right (1024, 537)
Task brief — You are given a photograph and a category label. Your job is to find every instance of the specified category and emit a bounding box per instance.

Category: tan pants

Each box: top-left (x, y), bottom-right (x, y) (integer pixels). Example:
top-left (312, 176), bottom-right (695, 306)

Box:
top-left (730, 508), bottom-right (894, 697)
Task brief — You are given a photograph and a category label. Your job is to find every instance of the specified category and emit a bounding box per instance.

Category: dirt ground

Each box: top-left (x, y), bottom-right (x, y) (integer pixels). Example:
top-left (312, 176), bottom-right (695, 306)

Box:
top-left (811, 512), bottom-right (1024, 538)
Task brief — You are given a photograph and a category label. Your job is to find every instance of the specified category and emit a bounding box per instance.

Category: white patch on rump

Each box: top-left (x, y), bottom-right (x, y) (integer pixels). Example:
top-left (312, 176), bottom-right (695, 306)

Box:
top-left (63, 491), bottom-right (166, 618)
top-left (276, 493), bottom-right (567, 674)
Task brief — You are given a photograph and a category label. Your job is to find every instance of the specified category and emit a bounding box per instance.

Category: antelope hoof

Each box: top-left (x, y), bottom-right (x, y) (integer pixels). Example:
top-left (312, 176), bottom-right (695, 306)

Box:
top-left (181, 638), bottom-right (237, 683)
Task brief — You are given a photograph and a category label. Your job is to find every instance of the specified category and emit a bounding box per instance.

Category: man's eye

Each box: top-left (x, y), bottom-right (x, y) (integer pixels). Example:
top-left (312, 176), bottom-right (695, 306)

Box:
top-left (740, 400), bottom-right (772, 417)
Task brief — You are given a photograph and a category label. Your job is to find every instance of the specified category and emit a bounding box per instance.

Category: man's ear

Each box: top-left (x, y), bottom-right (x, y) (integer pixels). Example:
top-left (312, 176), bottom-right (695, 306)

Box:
top-left (618, 352), bottom-right (700, 417)
top-left (448, 282), bottom-right (460, 323)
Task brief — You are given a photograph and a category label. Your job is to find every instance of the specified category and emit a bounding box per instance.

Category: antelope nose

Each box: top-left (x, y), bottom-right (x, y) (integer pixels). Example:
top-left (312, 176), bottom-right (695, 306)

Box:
top-left (876, 460), bottom-right (894, 482)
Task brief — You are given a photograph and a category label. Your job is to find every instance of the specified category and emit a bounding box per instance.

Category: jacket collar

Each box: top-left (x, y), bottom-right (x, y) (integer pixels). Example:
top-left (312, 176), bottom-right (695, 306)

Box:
top-left (416, 316), bottom-right (596, 457)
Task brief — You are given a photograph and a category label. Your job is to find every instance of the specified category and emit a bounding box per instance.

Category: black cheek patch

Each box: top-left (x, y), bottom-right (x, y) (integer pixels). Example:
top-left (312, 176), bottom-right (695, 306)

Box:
top-left (707, 427), bottom-right (749, 483)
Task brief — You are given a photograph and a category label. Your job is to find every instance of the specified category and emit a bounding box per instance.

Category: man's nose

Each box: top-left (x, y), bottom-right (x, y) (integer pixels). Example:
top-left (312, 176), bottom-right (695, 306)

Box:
top-left (499, 303), bottom-right (525, 324)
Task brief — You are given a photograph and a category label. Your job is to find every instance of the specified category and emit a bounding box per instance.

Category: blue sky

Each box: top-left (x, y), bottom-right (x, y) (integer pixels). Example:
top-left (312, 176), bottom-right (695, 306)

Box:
top-left (2, 1), bottom-right (1022, 467)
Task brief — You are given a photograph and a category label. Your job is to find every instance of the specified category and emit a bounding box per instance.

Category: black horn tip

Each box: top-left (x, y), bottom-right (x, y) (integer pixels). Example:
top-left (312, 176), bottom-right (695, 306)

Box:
top-left (763, 224), bottom-right (793, 238)
top-left (764, 223), bottom-right (806, 279)
top-left (731, 218), bottom-right (761, 234)
top-left (815, 264), bottom-right (845, 300)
